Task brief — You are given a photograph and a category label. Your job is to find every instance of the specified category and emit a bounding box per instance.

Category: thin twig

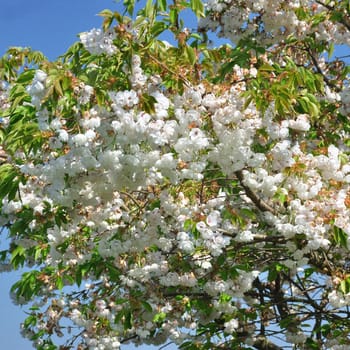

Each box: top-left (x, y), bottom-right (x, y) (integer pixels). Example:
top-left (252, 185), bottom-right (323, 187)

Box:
top-left (305, 45), bottom-right (340, 91)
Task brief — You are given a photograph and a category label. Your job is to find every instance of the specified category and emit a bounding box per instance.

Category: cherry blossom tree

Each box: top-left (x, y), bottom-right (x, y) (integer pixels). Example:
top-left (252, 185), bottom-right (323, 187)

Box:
top-left (0, 0), bottom-right (350, 349)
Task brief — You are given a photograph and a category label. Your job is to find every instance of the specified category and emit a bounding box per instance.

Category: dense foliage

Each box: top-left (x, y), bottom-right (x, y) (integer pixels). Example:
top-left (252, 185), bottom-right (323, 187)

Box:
top-left (1, 0), bottom-right (350, 349)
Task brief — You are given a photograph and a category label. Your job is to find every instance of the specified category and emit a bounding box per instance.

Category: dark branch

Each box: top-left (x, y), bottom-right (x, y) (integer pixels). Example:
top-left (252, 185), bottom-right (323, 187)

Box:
top-left (305, 45), bottom-right (340, 91)
top-left (235, 170), bottom-right (275, 214)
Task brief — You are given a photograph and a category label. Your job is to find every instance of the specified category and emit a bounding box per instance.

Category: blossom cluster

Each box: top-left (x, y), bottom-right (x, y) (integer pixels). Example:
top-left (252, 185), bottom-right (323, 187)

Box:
top-left (3, 54), bottom-right (348, 348)
top-left (79, 28), bottom-right (117, 56)
top-left (1, 1), bottom-right (350, 349)
top-left (199, 0), bottom-right (350, 48)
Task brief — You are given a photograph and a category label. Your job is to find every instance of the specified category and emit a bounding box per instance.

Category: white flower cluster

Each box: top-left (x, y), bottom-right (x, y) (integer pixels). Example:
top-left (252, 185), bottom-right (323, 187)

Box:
top-left (76, 83), bottom-right (94, 105)
top-left (0, 81), bottom-right (10, 112)
top-left (84, 336), bottom-right (120, 350)
top-left (199, 0), bottom-right (350, 47)
top-left (4, 39), bottom-right (350, 349)
top-left (224, 318), bottom-right (239, 333)
top-left (80, 28), bottom-right (117, 55)
top-left (340, 87), bottom-right (350, 116)
top-left (196, 214), bottom-right (230, 256)
top-left (26, 69), bottom-right (47, 109)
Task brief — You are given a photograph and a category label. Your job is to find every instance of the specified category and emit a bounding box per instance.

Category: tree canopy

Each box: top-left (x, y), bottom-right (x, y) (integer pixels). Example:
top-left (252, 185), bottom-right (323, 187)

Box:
top-left (0, 0), bottom-right (350, 349)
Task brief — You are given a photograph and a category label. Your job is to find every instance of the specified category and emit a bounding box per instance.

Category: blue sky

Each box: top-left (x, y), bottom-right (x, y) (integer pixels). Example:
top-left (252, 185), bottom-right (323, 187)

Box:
top-left (0, 0), bottom-right (116, 60)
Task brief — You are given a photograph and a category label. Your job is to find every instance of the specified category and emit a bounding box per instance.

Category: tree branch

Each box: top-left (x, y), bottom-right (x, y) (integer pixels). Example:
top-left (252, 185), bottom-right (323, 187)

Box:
top-left (235, 170), bottom-right (275, 214)
top-left (253, 336), bottom-right (283, 350)
top-left (315, 0), bottom-right (350, 31)
top-left (305, 45), bottom-right (340, 91)
top-left (218, 336), bottom-right (283, 350)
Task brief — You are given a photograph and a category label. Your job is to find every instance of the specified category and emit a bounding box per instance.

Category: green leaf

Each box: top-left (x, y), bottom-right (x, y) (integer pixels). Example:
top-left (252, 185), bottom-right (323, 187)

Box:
top-left (10, 245), bottom-right (26, 269)
top-left (102, 17), bottom-right (114, 32)
top-left (30, 50), bottom-right (46, 64)
top-left (115, 298), bottom-right (129, 305)
top-left (98, 9), bottom-right (114, 19)
top-left (311, 12), bottom-right (327, 26)
top-left (297, 95), bottom-right (319, 117)
top-left (333, 225), bottom-right (348, 249)
top-left (140, 93), bottom-right (157, 114)
top-left (141, 301), bottom-right (153, 312)
top-left (190, 0), bottom-right (204, 17)
top-left (259, 64), bottom-right (276, 72)
top-left (151, 21), bottom-right (167, 37)
top-left (24, 314), bottom-right (37, 328)
top-left (53, 78), bottom-right (64, 96)
top-left (9, 84), bottom-right (28, 111)
top-left (279, 314), bottom-right (297, 329)
top-left (340, 277), bottom-right (350, 294)
top-left (185, 45), bottom-right (196, 65)
top-left (295, 6), bottom-right (309, 20)
top-left (16, 69), bottom-right (36, 84)
top-left (156, 0), bottom-right (167, 12)
top-left (239, 208), bottom-right (256, 220)
top-left (75, 266), bottom-right (85, 287)
top-left (267, 263), bottom-right (288, 282)
top-left (169, 8), bottom-right (178, 26)
top-left (105, 261), bottom-right (120, 281)
top-left (124, 310), bottom-right (133, 329)
top-left (144, 0), bottom-right (155, 18)
top-left (0, 250), bottom-right (7, 262)
top-left (153, 311), bottom-right (166, 323)
top-left (11, 270), bottom-right (41, 301)
top-left (0, 164), bottom-right (20, 202)
top-left (124, 0), bottom-right (135, 15)
top-left (56, 276), bottom-right (64, 290)
top-left (183, 218), bottom-right (194, 231)
top-left (190, 33), bottom-right (202, 41)
top-left (34, 246), bottom-right (42, 262)
top-left (147, 198), bottom-right (161, 210)
top-left (303, 267), bottom-right (315, 279)
top-left (304, 337), bottom-right (320, 349)
top-left (328, 42), bottom-right (335, 59)
top-left (320, 323), bottom-right (331, 337)
top-left (98, 9), bottom-right (115, 31)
